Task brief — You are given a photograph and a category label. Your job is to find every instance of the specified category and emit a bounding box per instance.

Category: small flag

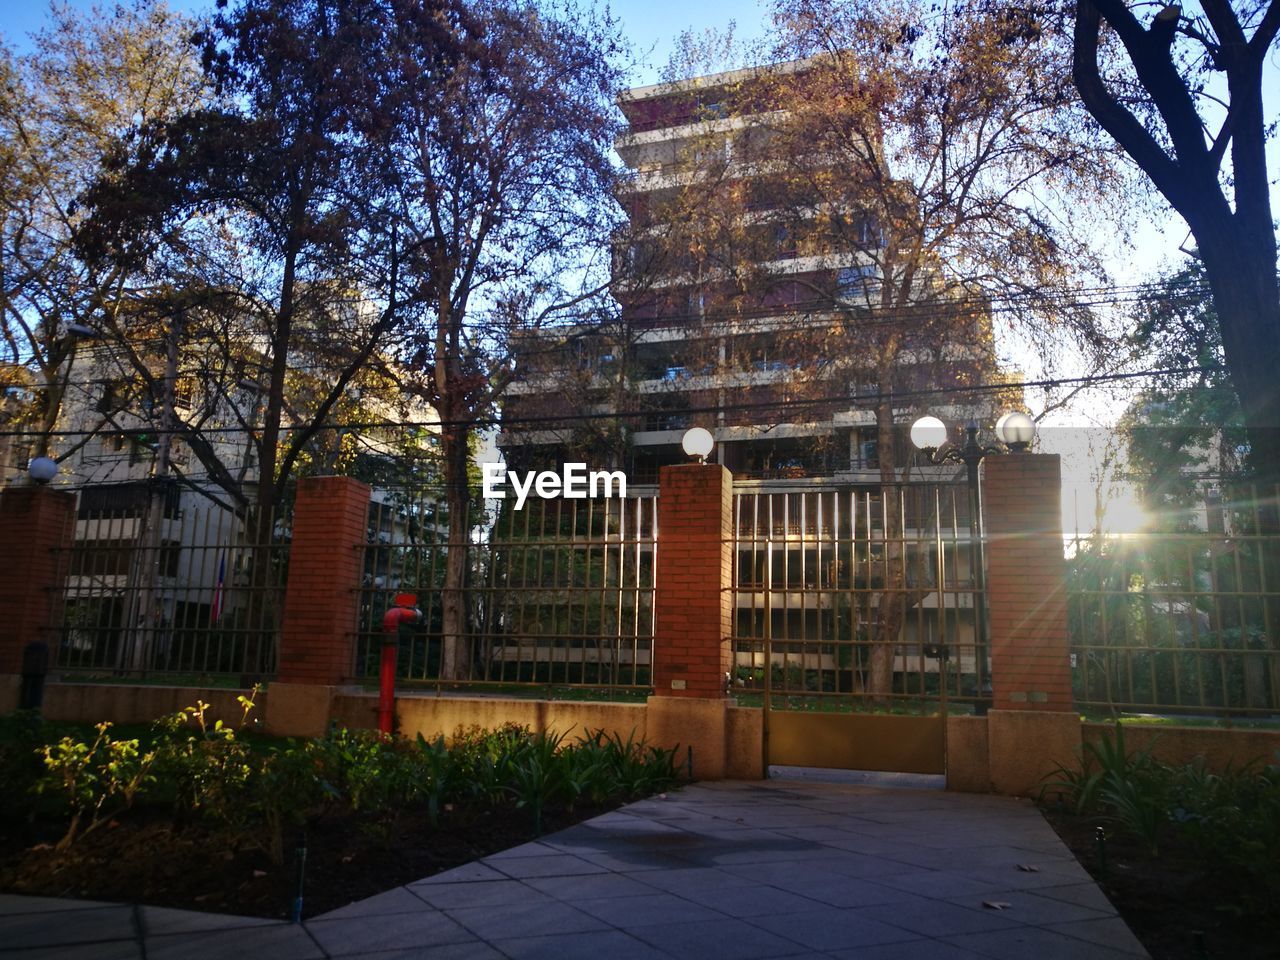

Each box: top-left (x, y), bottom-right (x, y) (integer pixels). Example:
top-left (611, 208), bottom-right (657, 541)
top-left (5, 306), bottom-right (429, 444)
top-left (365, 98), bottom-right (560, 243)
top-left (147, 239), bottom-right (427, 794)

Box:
top-left (211, 554), bottom-right (225, 624)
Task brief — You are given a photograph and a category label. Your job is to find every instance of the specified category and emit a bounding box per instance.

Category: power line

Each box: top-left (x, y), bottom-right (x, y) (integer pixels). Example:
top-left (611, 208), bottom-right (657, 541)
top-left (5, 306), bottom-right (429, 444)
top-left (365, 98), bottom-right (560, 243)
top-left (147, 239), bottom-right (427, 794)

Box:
top-left (0, 364), bottom-right (1222, 439)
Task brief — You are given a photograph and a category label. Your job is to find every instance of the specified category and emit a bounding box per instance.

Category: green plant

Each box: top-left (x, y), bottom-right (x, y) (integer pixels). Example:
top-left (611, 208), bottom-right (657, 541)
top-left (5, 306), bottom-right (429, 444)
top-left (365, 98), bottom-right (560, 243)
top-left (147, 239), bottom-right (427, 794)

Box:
top-left (506, 729), bottom-right (569, 835)
top-left (1041, 723), bottom-right (1170, 854)
top-left (152, 693), bottom-right (260, 821)
top-left (37, 722), bottom-right (157, 849)
top-left (414, 734), bottom-right (456, 827)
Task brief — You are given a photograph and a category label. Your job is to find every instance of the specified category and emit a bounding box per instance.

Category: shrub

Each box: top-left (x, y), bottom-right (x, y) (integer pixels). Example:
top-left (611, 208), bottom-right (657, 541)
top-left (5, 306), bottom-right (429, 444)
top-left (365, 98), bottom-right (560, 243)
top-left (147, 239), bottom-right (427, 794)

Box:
top-left (37, 722), bottom-right (157, 850)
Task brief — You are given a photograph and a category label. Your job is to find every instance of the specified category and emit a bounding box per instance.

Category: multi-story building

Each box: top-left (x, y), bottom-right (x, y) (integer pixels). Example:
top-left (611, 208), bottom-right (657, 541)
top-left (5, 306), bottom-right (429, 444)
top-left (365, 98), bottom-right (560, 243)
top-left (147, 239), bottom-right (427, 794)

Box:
top-left (13, 321), bottom-right (438, 677)
top-left (501, 60), bottom-right (1005, 483)
top-left (499, 61), bottom-right (1020, 698)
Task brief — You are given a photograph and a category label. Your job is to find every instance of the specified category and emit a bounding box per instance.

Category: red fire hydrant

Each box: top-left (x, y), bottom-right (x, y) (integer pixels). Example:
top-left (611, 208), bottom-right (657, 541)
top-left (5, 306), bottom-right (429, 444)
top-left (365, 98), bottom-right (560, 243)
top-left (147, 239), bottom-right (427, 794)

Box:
top-left (379, 593), bottom-right (421, 736)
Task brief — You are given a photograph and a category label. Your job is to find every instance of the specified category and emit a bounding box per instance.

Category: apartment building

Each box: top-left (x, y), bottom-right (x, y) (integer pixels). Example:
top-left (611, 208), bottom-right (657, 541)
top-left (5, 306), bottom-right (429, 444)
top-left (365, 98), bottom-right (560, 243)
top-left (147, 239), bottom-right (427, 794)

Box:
top-left (500, 60), bottom-right (1006, 483)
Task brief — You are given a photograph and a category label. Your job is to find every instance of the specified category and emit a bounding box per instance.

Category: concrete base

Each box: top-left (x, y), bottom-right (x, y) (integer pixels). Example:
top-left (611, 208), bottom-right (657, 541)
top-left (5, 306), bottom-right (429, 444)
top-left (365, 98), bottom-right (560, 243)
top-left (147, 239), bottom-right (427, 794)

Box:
top-left (726, 704), bottom-right (764, 779)
top-left (265, 682), bottom-right (336, 738)
top-left (987, 709), bottom-right (1081, 797)
top-left (945, 715), bottom-right (991, 793)
top-left (647, 695), bottom-right (728, 780)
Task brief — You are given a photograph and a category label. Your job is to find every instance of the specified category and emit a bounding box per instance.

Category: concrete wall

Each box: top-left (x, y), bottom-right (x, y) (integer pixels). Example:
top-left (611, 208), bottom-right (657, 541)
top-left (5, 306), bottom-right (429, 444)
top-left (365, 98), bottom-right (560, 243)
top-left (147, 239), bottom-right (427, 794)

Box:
top-left (27, 682), bottom-right (1280, 793)
top-left (39, 682), bottom-right (263, 727)
top-left (332, 692), bottom-right (648, 746)
top-left (1082, 722), bottom-right (1280, 771)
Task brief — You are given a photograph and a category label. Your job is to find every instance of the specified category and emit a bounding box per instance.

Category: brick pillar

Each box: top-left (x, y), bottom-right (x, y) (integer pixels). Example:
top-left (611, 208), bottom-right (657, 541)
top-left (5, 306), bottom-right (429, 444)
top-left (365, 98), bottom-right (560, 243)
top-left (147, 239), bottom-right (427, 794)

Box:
top-left (269, 476), bottom-right (369, 736)
top-left (653, 462), bottom-right (733, 697)
top-left (982, 454), bottom-right (1072, 711)
top-left (0, 486), bottom-right (76, 710)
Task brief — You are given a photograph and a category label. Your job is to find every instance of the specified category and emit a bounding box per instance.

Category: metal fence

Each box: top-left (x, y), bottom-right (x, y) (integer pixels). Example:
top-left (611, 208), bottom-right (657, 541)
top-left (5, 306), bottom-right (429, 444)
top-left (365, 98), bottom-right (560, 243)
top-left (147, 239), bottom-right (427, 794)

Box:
top-left (354, 492), bottom-right (658, 696)
top-left (729, 479), bottom-right (985, 712)
top-left (55, 496), bottom-right (290, 681)
top-left (1067, 488), bottom-right (1280, 717)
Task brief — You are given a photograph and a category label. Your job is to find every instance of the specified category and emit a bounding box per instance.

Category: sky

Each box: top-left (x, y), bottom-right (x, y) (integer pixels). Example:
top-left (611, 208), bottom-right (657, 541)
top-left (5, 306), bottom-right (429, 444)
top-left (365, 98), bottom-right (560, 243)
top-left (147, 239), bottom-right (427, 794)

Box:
top-left (4, 0), bottom-right (1275, 533)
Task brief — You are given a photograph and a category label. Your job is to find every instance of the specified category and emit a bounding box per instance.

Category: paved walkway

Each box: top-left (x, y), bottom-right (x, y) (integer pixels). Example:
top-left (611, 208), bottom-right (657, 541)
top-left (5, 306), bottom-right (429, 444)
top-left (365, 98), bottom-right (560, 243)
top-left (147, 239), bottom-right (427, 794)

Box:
top-left (0, 780), bottom-right (1149, 959)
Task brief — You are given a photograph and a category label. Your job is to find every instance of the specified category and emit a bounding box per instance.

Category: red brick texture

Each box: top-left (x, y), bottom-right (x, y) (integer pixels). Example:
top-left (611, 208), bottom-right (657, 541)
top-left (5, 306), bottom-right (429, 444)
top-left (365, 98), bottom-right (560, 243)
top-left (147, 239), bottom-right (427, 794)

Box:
top-left (0, 486), bottom-right (76, 675)
top-left (278, 476), bottom-right (371, 685)
top-left (654, 463), bottom-right (733, 699)
top-left (982, 454), bottom-right (1072, 711)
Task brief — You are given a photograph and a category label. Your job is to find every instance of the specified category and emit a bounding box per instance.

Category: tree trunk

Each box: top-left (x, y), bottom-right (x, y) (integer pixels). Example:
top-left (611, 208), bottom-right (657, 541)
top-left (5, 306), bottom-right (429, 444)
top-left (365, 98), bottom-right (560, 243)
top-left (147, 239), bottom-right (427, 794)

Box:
top-left (868, 387), bottom-right (904, 701)
top-left (439, 425), bottom-right (472, 680)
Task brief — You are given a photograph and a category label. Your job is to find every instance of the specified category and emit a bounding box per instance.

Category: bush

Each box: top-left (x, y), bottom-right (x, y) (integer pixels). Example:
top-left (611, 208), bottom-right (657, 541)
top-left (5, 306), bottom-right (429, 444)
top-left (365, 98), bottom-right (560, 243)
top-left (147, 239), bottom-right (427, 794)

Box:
top-left (15, 710), bottom-right (684, 865)
top-left (1042, 728), bottom-right (1280, 916)
top-left (36, 722), bottom-right (158, 850)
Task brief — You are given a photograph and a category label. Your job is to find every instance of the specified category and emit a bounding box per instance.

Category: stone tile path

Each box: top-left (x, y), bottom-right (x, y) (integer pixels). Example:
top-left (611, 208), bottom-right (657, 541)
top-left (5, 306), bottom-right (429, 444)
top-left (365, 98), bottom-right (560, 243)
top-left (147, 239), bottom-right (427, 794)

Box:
top-left (0, 780), bottom-right (1149, 958)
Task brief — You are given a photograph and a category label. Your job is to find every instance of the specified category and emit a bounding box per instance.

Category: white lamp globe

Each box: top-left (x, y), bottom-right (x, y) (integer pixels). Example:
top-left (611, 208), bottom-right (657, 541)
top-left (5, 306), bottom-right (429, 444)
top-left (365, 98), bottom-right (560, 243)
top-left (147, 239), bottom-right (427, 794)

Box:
top-left (910, 416), bottom-right (948, 451)
top-left (996, 411), bottom-right (1036, 451)
top-left (681, 426), bottom-right (715, 462)
top-left (27, 456), bottom-right (57, 485)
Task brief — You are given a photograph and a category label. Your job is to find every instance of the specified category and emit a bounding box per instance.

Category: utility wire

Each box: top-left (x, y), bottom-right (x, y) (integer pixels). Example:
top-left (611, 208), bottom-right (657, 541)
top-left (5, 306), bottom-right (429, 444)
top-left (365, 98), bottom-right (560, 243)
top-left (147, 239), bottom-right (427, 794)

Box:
top-left (0, 364), bottom-right (1223, 439)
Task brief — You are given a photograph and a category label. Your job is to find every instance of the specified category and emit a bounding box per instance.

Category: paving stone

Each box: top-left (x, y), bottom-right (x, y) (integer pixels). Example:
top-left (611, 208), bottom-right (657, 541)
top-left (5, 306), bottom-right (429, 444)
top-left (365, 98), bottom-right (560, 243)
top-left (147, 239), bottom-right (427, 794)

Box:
top-left (0, 942), bottom-right (144, 959)
top-left (491, 928), bottom-right (672, 960)
top-left (784, 877), bottom-right (921, 909)
top-left (945, 925), bottom-right (1152, 960)
top-left (1029, 882), bottom-right (1122, 913)
top-left (942, 890), bottom-right (1112, 926)
top-left (311, 885), bottom-right (433, 919)
top-left (488, 853), bottom-right (613, 879)
top-left (623, 866), bottom-right (758, 894)
top-left (1044, 917), bottom-right (1151, 956)
top-left (675, 882), bottom-right (833, 918)
top-left (306, 908), bottom-right (476, 954)
top-left (410, 879), bottom-right (554, 910)
top-left (446, 898), bottom-right (609, 940)
top-left (749, 906), bottom-right (921, 952)
top-left (321, 944), bottom-right (505, 960)
top-left (852, 898), bottom-right (1025, 938)
top-left (630, 916), bottom-right (815, 959)
top-left (140, 905), bottom-right (281, 935)
top-left (412, 862), bottom-right (509, 884)
top-left (524, 873), bottom-right (659, 901)
top-left (0, 905), bottom-right (136, 947)
top-left (827, 939), bottom-right (991, 960)
top-left (147, 921), bottom-right (325, 960)
top-left (874, 869), bottom-right (1012, 900)
top-left (573, 892), bottom-right (728, 928)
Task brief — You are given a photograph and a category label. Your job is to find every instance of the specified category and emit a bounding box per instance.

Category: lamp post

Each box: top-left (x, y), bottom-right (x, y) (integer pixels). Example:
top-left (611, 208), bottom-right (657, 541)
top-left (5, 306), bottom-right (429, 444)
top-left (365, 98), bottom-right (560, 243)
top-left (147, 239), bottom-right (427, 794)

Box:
top-left (910, 412), bottom-right (1035, 708)
top-left (681, 426), bottom-right (715, 464)
top-left (27, 456), bottom-right (58, 485)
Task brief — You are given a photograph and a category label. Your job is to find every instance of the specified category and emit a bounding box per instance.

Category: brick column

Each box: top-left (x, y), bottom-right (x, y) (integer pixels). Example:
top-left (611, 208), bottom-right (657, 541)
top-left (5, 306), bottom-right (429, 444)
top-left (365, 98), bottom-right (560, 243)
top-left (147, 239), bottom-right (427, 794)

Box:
top-left (653, 462), bottom-right (733, 697)
top-left (0, 486), bottom-right (76, 711)
top-left (982, 454), bottom-right (1072, 710)
top-left (647, 462), bottom-right (735, 780)
top-left (269, 476), bottom-right (369, 736)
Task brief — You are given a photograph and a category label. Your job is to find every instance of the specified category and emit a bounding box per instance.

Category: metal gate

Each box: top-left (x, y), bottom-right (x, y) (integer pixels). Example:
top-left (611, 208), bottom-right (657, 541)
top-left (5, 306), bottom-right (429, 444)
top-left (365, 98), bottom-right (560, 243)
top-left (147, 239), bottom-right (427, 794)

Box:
top-left (730, 479), bottom-right (985, 774)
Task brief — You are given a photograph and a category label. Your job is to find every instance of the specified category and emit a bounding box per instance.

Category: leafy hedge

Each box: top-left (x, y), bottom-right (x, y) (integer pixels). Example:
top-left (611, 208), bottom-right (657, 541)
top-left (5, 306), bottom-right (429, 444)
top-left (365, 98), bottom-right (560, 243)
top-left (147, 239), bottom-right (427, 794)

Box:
top-left (1042, 723), bottom-right (1280, 916)
top-left (3, 693), bottom-right (684, 865)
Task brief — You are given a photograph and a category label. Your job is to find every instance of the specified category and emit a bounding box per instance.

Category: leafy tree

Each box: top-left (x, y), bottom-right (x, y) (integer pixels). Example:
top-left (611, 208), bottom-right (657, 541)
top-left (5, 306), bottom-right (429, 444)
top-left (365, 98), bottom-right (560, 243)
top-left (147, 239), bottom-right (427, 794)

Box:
top-left (1073, 0), bottom-right (1280, 485)
top-left (633, 0), bottom-right (1120, 695)
top-left (75, 0), bottom-right (437, 521)
top-left (1119, 262), bottom-right (1246, 523)
top-left (380, 0), bottom-right (624, 678)
top-left (0, 1), bottom-right (207, 459)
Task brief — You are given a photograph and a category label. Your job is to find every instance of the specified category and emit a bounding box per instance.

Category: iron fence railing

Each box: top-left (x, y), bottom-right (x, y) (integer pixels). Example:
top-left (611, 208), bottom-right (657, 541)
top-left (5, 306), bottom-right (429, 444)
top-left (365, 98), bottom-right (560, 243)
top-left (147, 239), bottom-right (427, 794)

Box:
top-left (729, 480), bottom-right (984, 714)
top-left (54, 497), bottom-right (290, 681)
top-left (354, 492), bottom-right (657, 697)
top-left (1067, 496), bottom-right (1280, 717)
